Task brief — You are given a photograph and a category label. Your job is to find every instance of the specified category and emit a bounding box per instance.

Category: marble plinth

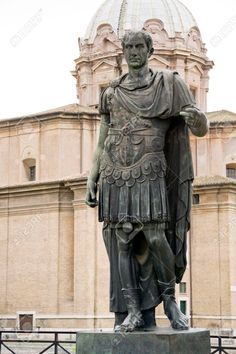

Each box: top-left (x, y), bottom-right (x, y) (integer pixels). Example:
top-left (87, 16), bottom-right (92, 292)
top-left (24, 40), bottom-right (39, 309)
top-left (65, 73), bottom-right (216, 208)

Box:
top-left (76, 328), bottom-right (211, 354)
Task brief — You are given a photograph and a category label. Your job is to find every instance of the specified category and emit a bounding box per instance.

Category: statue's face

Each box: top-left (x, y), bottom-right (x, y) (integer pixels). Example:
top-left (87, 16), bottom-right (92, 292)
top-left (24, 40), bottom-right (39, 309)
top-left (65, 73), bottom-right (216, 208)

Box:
top-left (123, 34), bottom-right (150, 69)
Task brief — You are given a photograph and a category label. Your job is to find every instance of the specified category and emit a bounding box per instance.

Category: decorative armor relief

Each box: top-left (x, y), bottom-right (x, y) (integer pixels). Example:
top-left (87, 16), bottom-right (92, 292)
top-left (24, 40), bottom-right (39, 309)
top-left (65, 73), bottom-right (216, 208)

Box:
top-left (100, 152), bottom-right (166, 188)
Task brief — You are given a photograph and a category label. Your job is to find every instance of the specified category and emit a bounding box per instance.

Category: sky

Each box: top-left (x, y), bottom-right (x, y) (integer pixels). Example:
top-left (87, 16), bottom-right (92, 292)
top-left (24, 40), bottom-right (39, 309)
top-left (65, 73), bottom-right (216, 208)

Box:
top-left (0, 0), bottom-right (235, 119)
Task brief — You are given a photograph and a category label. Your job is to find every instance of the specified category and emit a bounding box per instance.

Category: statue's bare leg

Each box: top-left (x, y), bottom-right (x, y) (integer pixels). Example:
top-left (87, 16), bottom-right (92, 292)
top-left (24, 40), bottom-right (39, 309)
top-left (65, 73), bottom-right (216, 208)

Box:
top-left (115, 223), bottom-right (144, 332)
top-left (144, 224), bottom-right (189, 330)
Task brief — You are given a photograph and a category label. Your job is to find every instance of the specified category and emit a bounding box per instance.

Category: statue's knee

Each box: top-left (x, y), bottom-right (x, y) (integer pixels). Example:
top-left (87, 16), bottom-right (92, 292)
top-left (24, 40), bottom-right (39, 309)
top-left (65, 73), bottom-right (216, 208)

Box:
top-left (148, 236), bottom-right (160, 250)
top-left (147, 234), bottom-right (165, 251)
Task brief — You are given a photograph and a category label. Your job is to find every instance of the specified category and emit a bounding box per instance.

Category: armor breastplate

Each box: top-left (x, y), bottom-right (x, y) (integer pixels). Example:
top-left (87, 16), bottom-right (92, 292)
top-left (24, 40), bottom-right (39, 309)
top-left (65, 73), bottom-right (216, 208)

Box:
top-left (104, 124), bottom-right (165, 167)
top-left (98, 84), bottom-right (170, 224)
top-left (103, 88), bottom-right (167, 167)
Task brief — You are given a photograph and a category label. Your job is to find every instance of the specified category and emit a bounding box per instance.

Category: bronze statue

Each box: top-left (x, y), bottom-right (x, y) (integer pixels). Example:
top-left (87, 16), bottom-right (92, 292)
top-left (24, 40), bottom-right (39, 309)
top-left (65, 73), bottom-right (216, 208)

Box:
top-left (86, 31), bottom-right (208, 332)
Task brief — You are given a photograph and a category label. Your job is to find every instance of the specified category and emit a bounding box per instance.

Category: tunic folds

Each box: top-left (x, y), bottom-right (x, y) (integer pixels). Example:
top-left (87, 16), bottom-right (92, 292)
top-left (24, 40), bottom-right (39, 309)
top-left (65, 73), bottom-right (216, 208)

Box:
top-left (99, 151), bottom-right (169, 224)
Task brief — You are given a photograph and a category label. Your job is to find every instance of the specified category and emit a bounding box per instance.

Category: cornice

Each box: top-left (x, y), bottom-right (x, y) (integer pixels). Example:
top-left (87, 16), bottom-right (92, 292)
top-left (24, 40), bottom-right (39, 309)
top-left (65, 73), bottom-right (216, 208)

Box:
top-left (0, 114), bottom-right (100, 132)
top-left (193, 176), bottom-right (236, 189)
top-left (0, 177), bottom-right (87, 196)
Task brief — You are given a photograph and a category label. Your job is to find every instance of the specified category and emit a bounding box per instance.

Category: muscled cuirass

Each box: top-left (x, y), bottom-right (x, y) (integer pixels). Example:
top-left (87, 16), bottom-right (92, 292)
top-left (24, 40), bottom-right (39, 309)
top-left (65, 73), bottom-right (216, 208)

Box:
top-left (106, 87), bottom-right (169, 157)
top-left (98, 86), bottom-right (170, 224)
top-left (100, 87), bottom-right (171, 182)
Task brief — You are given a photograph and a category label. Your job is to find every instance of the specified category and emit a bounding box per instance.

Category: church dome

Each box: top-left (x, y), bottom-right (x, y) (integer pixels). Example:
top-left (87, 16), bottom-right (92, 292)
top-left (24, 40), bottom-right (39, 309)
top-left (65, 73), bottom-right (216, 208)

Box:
top-left (84, 0), bottom-right (198, 43)
top-left (76, 0), bottom-right (213, 112)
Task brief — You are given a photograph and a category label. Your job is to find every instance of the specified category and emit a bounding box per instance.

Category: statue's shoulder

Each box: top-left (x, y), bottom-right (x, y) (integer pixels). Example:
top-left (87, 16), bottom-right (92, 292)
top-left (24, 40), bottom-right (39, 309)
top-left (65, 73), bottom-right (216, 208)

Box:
top-left (100, 76), bottom-right (123, 98)
top-left (156, 70), bottom-right (186, 88)
top-left (108, 74), bottom-right (127, 89)
top-left (99, 75), bottom-right (125, 113)
top-left (157, 69), bottom-right (180, 78)
top-left (99, 85), bottom-right (114, 114)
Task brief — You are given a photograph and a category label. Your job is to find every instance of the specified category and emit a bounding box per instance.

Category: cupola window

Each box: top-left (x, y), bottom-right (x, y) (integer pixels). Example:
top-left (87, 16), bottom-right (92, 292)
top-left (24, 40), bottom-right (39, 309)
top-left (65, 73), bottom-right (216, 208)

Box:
top-left (226, 164), bottom-right (236, 179)
top-left (23, 158), bottom-right (36, 181)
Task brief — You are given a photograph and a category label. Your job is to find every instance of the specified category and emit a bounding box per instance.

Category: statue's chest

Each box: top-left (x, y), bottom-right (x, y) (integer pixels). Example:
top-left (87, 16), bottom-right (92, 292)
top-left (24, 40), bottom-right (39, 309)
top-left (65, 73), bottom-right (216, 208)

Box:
top-left (103, 95), bottom-right (170, 167)
top-left (109, 99), bottom-right (135, 127)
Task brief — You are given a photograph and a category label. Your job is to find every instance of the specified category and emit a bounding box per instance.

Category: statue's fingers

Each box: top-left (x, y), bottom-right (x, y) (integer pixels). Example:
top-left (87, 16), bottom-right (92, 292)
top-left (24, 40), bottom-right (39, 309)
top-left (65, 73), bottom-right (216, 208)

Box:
top-left (90, 189), bottom-right (96, 200)
top-left (87, 181), bottom-right (96, 199)
top-left (182, 107), bottom-right (197, 113)
top-left (188, 117), bottom-right (195, 124)
top-left (179, 112), bottom-right (193, 125)
top-left (179, 111), bottom-right (190, 118)
top-left (180, 110), bottom-right (195, 118)
top-left (85, 199), bottom-right (98, 208)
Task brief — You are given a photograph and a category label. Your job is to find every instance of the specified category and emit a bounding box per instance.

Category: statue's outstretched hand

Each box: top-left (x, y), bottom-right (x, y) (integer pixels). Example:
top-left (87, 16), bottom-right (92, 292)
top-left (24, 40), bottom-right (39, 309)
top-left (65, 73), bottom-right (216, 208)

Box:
top-left (85, 179), bottom-right (98, 208)
top-left (179, 107), bottom-right (203, 129)
top-left (179, 107), bottom-right (208, 137)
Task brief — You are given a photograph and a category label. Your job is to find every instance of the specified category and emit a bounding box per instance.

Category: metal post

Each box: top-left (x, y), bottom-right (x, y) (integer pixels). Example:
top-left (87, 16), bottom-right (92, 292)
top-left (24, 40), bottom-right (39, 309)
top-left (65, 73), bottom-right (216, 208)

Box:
top-left (219, 336), bottom-right (222, 354)
top-left (55, 332), bottom-right (58, 354)
top-left (0, 331), bottom-right (2, 353)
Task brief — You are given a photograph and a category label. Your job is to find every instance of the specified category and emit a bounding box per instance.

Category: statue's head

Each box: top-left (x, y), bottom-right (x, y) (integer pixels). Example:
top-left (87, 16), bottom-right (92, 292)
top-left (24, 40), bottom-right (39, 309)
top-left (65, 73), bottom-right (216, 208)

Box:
top-left (121, 31), bottom-right (154, 69)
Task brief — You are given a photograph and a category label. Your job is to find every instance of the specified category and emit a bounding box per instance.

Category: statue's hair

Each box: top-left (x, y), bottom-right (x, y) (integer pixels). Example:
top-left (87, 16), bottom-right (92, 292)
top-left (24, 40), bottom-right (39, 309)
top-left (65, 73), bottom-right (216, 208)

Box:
top-left (121, 31), bottom-right (154, 53)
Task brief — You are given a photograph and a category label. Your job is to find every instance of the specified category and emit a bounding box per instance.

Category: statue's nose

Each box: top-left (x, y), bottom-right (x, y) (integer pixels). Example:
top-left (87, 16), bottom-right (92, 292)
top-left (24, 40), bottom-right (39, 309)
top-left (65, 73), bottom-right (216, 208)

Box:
top-left (130, 50), bottom-right (138, 56)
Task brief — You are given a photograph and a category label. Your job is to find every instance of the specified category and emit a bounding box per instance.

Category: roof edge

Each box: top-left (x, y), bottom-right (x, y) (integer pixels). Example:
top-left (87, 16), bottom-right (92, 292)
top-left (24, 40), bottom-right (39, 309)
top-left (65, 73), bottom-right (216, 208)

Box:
top-left (193, 175), bottom-right (236, 187)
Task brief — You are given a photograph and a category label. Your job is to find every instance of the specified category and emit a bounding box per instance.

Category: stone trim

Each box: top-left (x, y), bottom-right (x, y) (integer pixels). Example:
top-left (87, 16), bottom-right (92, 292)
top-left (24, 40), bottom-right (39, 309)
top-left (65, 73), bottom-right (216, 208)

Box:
top-left (194, 180), bottom-right (236, 188)
top-left (0, 178), bottom-right (87, 215)
top-left (2, 314), bottom-right (236, 320)
top-left (191, 315), bottom-right (236, 320)
top-left (0, 104), bottom-right (99, 125)
top-left (0, 178), bottom-right (87, 194)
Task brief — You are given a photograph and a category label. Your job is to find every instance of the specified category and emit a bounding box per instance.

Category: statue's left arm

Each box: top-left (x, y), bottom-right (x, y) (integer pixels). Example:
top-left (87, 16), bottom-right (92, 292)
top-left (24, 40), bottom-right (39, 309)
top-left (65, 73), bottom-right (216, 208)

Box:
top-left (171, 72), bottom-right (208, 137)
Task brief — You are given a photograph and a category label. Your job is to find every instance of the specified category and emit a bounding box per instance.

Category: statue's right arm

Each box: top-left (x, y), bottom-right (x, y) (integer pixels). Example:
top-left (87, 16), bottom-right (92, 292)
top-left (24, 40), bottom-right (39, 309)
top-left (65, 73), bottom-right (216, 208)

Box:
top-left (85, 114), bottom-right (109, 208)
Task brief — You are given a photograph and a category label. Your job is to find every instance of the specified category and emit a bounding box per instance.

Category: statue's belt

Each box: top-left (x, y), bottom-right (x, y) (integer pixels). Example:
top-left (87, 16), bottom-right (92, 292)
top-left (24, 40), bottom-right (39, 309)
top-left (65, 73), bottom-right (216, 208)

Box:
top-left (106, 126), bottom-right (164, 156)
top-left (108, 127), bottom-right (160, 136)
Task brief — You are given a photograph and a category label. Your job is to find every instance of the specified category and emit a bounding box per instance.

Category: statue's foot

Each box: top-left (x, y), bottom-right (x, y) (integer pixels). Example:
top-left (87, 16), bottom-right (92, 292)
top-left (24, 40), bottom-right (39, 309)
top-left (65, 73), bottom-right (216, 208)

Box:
top-left (114, 312), bottom-right (127, 333)
top-left (114, 325), bottom-right (122, 332)
top-left (164, 298), bottom-right (189, 330)
top-left (120, 312), bottom-right (144, 332)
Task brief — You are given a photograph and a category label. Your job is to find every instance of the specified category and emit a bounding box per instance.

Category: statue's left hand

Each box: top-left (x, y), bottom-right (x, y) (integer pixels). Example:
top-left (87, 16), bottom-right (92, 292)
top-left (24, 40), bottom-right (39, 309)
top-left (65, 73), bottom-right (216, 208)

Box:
top-left (179, 107), bottom-right (203, 129)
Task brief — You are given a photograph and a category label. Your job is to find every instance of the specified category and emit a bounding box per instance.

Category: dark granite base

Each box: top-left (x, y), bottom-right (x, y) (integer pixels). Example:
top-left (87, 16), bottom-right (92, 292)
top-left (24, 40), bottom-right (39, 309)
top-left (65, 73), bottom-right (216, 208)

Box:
top-left (76, 328), bottom-right (210, 354)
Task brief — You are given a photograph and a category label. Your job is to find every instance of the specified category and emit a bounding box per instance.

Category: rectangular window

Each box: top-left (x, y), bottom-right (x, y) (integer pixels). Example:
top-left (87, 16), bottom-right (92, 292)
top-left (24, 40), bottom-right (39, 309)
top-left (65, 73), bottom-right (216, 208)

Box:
top-left (180, 282), bottom-right (187, 294)
top-left (19, 314), bottom-right (33, 331)
top-left (193, 194), bottom-right (200, 205)
top-left (226, 168), bottom-right (236, 179)
top-left (180, 300), bottom-right (187, 315)
top-left (29, 166), bottom-right (36, 181)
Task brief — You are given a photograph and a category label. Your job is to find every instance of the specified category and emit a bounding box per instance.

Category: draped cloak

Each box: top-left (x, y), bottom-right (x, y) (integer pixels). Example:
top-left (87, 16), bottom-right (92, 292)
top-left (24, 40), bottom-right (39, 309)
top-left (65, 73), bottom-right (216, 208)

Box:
top-left (99, 70), bottom-right (195, 312)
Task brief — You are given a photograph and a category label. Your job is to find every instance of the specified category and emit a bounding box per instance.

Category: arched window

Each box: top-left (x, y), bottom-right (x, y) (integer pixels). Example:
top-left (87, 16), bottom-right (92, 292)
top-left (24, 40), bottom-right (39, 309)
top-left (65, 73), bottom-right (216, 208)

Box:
top-left (23, 158), bottom-right (36, 181)
top-left (226, 163), bottom-right (236, 179)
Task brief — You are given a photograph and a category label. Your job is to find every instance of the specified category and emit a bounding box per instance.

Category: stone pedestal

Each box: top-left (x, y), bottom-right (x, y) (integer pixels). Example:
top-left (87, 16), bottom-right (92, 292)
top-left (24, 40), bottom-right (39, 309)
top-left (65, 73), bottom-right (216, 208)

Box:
top-left (76, 328), bottom-right (211, 354)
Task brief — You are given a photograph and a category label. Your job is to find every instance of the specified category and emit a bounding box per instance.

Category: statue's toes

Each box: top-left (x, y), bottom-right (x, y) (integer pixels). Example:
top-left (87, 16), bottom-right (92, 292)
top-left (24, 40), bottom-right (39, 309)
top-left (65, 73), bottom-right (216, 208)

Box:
top-left (114, 325), bottom-right (122, 332)
top-left (171, 318), bottom-right (189, 331)
top-left (120, 323), bottom-right (134, 332)
top-left (120, 316), bottom-right (144, 332)
top-left (134, 318), bottom-right (145, 329)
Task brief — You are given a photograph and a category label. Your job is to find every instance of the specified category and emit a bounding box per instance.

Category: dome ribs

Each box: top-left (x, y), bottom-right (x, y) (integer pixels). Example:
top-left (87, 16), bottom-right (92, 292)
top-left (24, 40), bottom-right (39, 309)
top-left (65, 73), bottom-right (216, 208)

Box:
top-left (83, 0), bottom-right (200, 42)
top-left (118, 0), bottom-right (128, 37)
top-left (159, 0), bottom-right (176, 38)
top-left (170, 0), bottom-right (185, 36)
